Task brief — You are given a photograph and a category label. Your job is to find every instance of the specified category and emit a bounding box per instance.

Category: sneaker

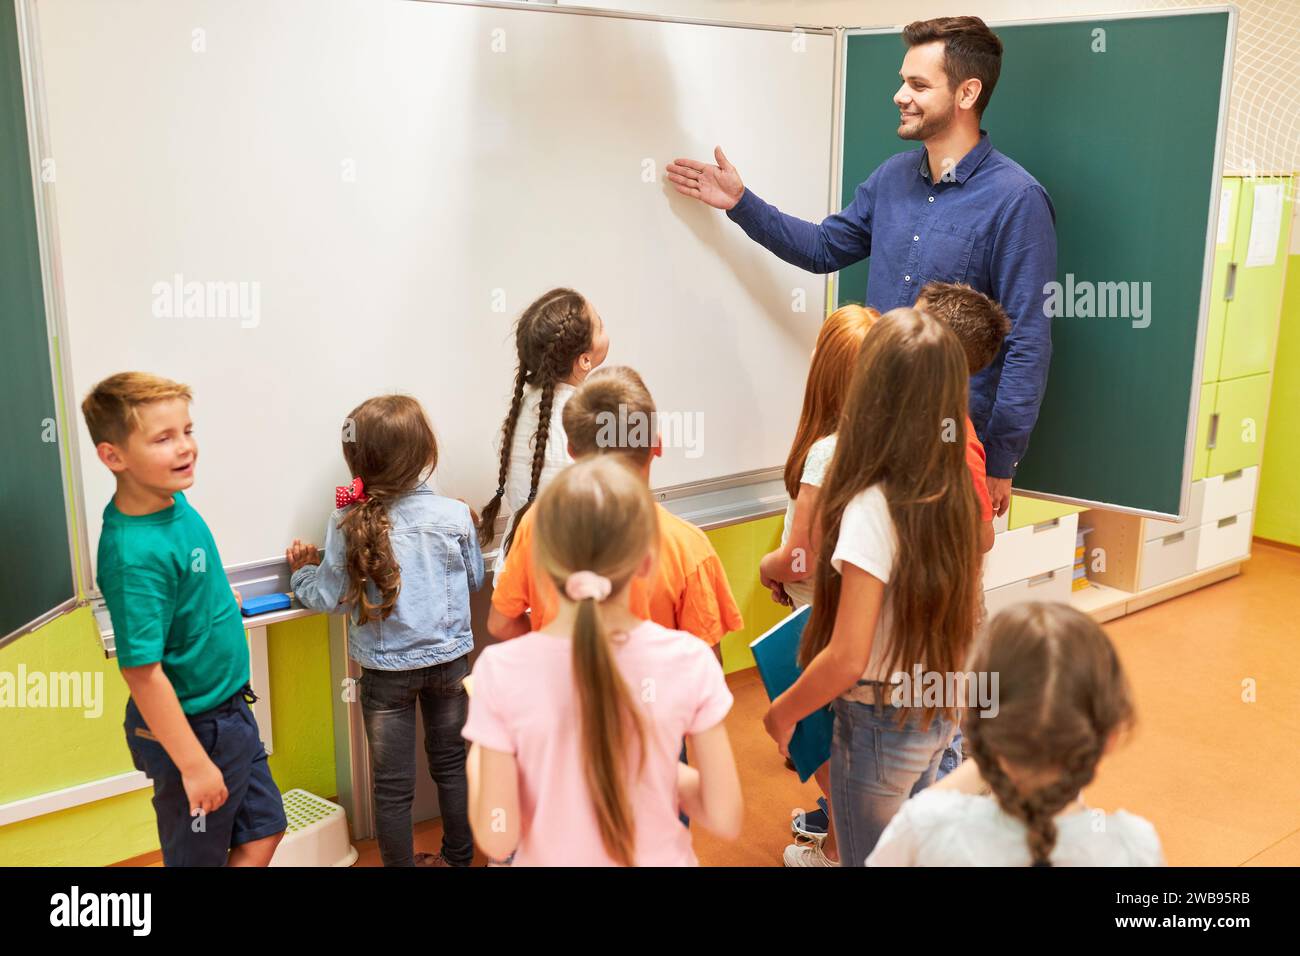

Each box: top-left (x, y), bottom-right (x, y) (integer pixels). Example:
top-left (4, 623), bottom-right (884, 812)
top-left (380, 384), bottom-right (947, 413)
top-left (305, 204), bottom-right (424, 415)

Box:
top-left (783, 842), bottom-right (838, 867)
top-left (791, 796), bottom-right (830, 844)
top-left (414, 852), bottom-right (450, 867)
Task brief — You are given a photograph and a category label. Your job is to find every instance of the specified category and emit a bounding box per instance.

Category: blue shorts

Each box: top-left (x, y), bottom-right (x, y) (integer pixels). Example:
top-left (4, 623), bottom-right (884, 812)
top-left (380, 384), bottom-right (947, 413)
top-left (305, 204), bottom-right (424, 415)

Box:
top-left (125, 686), bottom-right (287, 866)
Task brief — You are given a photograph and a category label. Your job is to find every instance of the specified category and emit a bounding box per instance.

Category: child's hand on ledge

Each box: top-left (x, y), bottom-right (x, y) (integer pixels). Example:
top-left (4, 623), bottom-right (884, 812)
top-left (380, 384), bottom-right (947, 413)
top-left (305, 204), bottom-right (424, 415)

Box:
top-left (232, 587), bottom-right (242, 609)
top-left (286, 539), bottom-right (322, 572)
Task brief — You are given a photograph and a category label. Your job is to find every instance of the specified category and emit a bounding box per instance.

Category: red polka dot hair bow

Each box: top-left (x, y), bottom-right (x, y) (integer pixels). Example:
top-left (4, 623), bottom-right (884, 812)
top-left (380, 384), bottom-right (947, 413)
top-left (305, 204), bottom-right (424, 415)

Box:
top-left (335, 477), bottom-right (369, 508)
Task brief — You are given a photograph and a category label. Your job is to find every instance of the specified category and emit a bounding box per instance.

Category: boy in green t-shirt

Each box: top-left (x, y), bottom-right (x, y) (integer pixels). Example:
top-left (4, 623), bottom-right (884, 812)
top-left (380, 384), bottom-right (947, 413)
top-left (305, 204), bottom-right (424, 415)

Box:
top-left (83, 372), bottom-right (285, 866)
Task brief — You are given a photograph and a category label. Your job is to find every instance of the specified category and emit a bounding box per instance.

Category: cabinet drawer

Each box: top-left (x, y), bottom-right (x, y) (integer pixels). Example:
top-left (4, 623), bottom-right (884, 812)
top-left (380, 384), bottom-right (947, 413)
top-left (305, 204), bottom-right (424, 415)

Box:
top-left (1202, 178), bottom-right (1240, 384)
top-left (984, 564), bottom-right (1073, 619)
top-left (1200, 467), bottom-right (1258, 524)
top-left (1195, 511), bottom-right (1253, 571)
top-left (1008, 496), bottom-right (1086, 531)
top-left (983, 514), bottom-right (1079, 591)
top-left (1143, 480), bottom-right (1206, 541)
top-left (1206, 373), bottom-right (1271, 477)
top-left (1138, 526), bottom-right (1202, 591)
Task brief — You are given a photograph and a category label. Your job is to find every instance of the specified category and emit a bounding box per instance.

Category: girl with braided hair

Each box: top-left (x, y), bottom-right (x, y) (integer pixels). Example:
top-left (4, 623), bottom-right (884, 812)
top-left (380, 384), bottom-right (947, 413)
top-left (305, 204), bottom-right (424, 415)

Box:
top-left (478, 288), bottom-right (609, 569)
top-left (867, 602), bottom-right (1164, 866)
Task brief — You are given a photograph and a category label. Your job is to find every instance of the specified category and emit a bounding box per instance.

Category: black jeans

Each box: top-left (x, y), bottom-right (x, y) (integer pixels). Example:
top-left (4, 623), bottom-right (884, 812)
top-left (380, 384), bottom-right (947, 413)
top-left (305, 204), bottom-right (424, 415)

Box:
top-left (360, 656), bottom-right (473, 867)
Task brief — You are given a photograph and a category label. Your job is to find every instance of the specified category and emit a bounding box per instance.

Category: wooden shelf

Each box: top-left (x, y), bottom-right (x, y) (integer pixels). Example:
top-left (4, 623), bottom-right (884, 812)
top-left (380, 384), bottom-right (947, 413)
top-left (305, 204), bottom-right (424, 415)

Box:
top-left (1070, 557), bottom-right (1247, 623)
top-left (1069, 581), bottom-right (1129, 622)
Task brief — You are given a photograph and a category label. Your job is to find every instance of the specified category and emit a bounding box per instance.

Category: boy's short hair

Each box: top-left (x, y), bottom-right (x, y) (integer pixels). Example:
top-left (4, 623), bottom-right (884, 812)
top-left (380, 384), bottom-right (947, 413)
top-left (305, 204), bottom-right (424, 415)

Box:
top-left (81, 372), bottom-right (192, 446)
top-left (915, 282), bottom-right (1011, 374)
top-left (561, 366), bottom-right (657, 466)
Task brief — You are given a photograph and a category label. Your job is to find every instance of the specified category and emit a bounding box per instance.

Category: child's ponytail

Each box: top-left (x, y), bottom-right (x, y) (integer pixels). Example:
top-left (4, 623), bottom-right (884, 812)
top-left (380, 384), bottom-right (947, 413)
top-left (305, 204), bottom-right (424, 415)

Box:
top-left (532, 456), bottom-right (659, 866)
top-left (570, 576), bottom-right (642, 867)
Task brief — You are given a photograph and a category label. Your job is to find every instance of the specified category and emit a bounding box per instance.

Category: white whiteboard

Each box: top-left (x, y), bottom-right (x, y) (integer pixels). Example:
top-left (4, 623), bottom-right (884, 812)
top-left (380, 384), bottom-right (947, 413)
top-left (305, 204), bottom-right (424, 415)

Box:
top-left (36, 0), bottom-right (833, 576)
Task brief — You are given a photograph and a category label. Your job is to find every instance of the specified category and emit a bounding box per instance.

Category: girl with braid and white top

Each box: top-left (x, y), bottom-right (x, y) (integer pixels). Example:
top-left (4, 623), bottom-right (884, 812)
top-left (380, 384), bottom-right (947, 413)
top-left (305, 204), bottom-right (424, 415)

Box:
top-left (868, 602), bottom-right (1164, 867)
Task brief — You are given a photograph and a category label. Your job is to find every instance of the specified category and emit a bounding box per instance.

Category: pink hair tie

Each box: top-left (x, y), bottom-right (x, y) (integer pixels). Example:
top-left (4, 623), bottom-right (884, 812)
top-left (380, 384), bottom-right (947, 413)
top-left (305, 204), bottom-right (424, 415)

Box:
top-left (565, 571), bottom-right (612, 603)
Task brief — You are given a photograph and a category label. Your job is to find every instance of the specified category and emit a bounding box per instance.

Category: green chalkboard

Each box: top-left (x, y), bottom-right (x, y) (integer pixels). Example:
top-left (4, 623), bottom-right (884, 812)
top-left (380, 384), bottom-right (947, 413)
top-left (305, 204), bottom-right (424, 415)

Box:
top-left (1, 0), bottom-right (76, 642)
top-left (839, 12), bottom-right (1229, 516)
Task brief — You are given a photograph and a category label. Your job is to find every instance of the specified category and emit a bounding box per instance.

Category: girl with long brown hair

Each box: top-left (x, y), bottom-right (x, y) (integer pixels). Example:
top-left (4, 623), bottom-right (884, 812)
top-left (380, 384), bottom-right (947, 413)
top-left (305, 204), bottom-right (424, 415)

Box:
top-left (478, 288), bottom-right (609, 567)
top-left (286, 395), bottom-right (483, 867)
top-left (463, 456), bottom-right (743, 865)
top-left (761, 307), bottom-right (984, 866)
top-left (758, 303), bottom-right (877, 868)
top-left (868, 602), bottom-right (1163, 866)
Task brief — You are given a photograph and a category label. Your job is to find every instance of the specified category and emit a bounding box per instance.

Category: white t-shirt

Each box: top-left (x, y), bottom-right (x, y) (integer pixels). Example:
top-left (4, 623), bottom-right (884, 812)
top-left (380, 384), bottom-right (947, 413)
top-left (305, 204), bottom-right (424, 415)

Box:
top-left (867, 789), bottom-right (1165, 867)
top-left (779, 434), bottom-right (837, 608)
top-left (493, 382), bottom-right (576, 572)
top-left (830, 482), bottom-right (899, 684)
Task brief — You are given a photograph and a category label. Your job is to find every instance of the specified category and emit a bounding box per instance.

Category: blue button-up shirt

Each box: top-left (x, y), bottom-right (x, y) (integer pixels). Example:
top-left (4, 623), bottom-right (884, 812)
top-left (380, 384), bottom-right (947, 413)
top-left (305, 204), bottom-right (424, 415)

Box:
top-left (726, 131), bottom-right (1057, 478)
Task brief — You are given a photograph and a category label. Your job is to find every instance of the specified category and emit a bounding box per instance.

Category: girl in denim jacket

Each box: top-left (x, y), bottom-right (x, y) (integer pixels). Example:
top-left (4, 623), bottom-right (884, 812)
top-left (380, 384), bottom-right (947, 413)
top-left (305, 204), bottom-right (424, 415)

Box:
top-left (287, 395), bottom-right (484, 867)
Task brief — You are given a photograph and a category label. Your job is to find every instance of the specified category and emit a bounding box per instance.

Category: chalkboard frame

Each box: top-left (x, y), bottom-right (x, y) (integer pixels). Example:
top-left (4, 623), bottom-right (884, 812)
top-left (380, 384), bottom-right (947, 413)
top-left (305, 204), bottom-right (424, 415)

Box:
top-left (0, 0), bottom-right (85, 646)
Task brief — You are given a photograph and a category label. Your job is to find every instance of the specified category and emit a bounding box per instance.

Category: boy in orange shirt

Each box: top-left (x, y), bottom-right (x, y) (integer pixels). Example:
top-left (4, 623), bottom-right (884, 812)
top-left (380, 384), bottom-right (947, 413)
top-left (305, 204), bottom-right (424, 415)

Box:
top-left (488, 366), bottom-right (743, 660)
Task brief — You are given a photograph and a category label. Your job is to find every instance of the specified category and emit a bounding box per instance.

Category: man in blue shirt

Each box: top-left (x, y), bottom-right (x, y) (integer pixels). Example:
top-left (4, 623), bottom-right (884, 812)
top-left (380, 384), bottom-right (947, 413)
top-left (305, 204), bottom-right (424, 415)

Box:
top-left (668, 16), bottom-right (1056, 517)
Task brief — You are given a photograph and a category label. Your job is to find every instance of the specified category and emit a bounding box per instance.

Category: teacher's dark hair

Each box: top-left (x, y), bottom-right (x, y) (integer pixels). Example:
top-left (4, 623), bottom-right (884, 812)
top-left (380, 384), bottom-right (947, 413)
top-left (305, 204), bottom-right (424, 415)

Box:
top-left (902, 16), bottom-right (1003, 116)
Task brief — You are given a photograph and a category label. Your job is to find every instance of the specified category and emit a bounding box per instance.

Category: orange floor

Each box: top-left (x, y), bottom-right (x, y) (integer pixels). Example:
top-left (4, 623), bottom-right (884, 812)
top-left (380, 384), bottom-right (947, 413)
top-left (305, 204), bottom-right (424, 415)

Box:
top-left (352, 541), bottom-right (1300, 868)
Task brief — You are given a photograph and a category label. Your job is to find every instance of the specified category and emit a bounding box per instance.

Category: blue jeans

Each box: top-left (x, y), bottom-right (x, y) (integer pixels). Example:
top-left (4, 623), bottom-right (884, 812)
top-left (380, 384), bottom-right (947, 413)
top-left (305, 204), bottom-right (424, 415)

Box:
top-left (829, 690), bottom-right (955, 867)
top-left (360, 656), bottom-right (473, 867)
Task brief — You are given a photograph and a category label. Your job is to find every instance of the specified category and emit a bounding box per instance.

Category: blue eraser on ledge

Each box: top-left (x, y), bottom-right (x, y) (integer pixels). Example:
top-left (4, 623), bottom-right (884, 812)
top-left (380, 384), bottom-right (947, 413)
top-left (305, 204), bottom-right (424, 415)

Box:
top-left (241, 593), bottom-right (292, 617)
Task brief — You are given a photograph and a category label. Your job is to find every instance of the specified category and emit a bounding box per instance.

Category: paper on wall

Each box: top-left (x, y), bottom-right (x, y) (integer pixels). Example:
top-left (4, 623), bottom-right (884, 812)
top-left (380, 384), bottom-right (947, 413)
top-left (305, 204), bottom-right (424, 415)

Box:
top-left (1245, 183), bottom-right (1284, 268)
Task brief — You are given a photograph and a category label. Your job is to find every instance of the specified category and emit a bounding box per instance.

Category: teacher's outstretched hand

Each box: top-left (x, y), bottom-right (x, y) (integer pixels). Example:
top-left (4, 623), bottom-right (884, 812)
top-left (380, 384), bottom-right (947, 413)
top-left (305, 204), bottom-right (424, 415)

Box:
top-left (666, 147), bottom-right (744, 211)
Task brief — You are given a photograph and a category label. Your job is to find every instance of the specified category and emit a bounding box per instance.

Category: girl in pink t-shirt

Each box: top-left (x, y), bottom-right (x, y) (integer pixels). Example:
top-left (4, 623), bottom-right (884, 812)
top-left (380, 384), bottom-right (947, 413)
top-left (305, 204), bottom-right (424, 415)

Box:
top-left (463, 456), bottom-right (743, 866)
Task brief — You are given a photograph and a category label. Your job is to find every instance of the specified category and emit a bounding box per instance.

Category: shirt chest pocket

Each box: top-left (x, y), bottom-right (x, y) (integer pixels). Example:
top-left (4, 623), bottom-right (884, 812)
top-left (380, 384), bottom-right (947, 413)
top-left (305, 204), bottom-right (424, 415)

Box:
top-left (916, 222), bottom-right (977, 286)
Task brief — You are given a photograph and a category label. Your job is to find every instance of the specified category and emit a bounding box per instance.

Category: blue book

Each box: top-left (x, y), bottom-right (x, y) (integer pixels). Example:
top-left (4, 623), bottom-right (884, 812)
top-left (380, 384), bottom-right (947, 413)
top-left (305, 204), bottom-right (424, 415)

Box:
top-left (748, 604), bottom-right (833, 783)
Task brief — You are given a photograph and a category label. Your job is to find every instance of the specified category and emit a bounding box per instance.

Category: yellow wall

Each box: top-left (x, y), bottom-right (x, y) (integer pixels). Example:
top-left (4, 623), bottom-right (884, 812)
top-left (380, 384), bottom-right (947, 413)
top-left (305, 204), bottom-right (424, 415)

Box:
top-left (706, 514), bottom-right (790, 674)
top-left (1257, 254), bottom-right (1300, 547)
top-left (0, 608), bottom-right (335, 866)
